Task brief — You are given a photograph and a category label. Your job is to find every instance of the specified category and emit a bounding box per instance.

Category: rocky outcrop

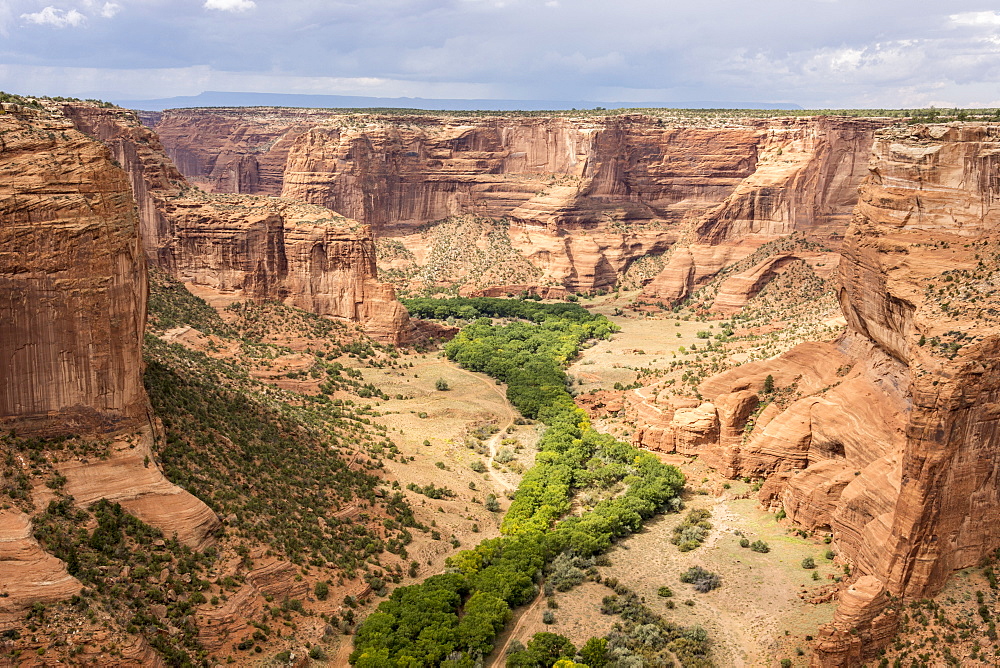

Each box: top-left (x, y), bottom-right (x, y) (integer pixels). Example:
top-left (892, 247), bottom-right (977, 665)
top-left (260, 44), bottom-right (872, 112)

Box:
top-left (150, 110), bottom-right (889, 293)
top-left (0, 509), bottom-right (81, 627)
top-left (66, 104), bottom-right (411, 343)
top-left (828, 124), bottom-right (1000, 598)
top-left (811, 576), bottom-right (899, 667)
top-left (154, 194), bottom-right (410, 343)
top-left (40, 425), bottom-right (221, 550)
top-left (61, 104), bottom-right (186, 263)
top-left (712, 254), bottom-right (802, 312)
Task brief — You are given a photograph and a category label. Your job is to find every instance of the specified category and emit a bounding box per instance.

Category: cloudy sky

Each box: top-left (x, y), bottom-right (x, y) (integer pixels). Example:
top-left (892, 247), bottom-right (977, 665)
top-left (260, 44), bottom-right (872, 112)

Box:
top-left (2, 0), bottom-right (1000, 107)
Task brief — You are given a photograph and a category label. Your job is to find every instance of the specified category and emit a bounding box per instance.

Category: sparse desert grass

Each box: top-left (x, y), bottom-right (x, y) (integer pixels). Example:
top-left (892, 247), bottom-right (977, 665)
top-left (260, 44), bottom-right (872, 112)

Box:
top-left (360, 351), bottom-right (539, 576)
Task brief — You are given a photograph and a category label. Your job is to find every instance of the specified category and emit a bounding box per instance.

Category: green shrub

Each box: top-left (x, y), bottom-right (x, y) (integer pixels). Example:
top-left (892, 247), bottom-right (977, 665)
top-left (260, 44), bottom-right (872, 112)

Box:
top-left (494, 448), bottom-right (515, 464)
top-left (547, 553), bottom-right (586, 592)
top-left (435, 378), bottom-right (450, 391)
top-left (750, 540), bottom-right (770, 553)
top-left (801, 557), bottom-right (816, 569)
top-left (671, 508), bottom-right (712, 552)
top-left (485, 494), bottom-right (501, 513)
top-left (739, 538), bottom-right (750, 548)
top-left (657, 586), bottom-right (673, 598)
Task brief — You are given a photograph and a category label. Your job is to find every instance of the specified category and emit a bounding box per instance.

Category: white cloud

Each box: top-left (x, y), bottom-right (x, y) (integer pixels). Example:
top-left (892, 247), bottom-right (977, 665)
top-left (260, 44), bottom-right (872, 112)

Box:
top-left (204, 0), bottom-right (256, 12)
top-left (100, 2), bottom-right (120, 18)
top-left (21, 6), bottom-right (86, 28)
top-left (950, 11), bottom-right (1000, 28)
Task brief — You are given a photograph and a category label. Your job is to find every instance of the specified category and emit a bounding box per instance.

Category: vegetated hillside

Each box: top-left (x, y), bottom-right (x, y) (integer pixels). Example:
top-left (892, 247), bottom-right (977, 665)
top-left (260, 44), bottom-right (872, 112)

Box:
top-left (7, 268), bottom-right (429, 665)
top-left (352, 298), bottom-right (710, 667)
top-left (375, 215), bottom-right (543, 298)
top-left (147, 271), bottom-right (427, 586)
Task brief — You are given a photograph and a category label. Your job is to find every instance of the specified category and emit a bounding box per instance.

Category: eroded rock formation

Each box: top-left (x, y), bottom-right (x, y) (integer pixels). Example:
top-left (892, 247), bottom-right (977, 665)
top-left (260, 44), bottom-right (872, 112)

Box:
top-left (642, 117), bottom-right (885, 303)
top-left (65, 104), bottom-right (411, 343)
top-left (811, 576), bottom-right (899, 667)
top-left (624, 122), bottom-right (1000, 663)
top-left (0, 509), bottom-right (82, 627)
top-left (150, 110), bottom-right (889, 293)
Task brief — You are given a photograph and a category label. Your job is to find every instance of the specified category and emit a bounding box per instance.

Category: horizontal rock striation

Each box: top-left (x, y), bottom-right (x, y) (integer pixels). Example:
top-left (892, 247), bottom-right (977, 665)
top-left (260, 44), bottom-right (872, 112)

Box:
top-left (43, 425), bottom-right (222, 550)
top-left (151, 110), bottom-right (889, 293)
top-left (0, 509), bottom-right (82, 627)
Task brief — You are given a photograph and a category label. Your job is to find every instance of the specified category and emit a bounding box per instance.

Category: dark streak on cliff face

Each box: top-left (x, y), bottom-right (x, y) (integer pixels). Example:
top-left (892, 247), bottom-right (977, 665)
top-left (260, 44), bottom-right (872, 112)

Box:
top-left (0, 106), bottom-right (149, 437)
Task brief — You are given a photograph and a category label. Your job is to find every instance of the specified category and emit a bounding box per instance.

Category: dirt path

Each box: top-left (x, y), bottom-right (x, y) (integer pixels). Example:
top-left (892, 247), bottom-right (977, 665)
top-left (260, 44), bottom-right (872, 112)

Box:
top-left (487, 591), bottom-right (544, 667)
top-left (453, 367), bottom-right (518, 493)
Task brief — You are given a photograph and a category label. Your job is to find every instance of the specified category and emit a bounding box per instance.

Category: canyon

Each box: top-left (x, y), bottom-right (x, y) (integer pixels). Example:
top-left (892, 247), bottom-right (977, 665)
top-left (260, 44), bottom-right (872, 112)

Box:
top-left (2, 95), bottom-right (999, 666)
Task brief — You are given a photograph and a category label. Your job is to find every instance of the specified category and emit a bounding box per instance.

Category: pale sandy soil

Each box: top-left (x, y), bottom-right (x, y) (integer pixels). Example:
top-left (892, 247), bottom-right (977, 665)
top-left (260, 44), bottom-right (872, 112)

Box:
top-left (566, 292), bottom-right (711, 394)
top-left (505, 293), bottom-right (839, 667)
top-left (360, 350), bottom-right (539, 587)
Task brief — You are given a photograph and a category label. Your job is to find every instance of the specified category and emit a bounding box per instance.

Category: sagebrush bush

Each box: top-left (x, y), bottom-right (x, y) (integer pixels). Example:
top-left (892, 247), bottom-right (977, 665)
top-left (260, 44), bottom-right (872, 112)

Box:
top-left (679, 566), bottom-right (721, 593)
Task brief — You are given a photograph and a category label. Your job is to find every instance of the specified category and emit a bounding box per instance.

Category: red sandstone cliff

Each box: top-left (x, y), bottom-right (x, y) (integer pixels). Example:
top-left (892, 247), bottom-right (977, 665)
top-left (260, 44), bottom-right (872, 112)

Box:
top-left (0, 103), bottom-right (220, 624)
top-left (150, 110), bottom-right (888, 293)
top-left (626, 122), bottom-right (1000, 664)
top-left (643, 117), bottom-right (885, 304)
top-left (66, 104), bottom-right (411, 343)
top-left (0, 105), bottom-right (149, 437)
